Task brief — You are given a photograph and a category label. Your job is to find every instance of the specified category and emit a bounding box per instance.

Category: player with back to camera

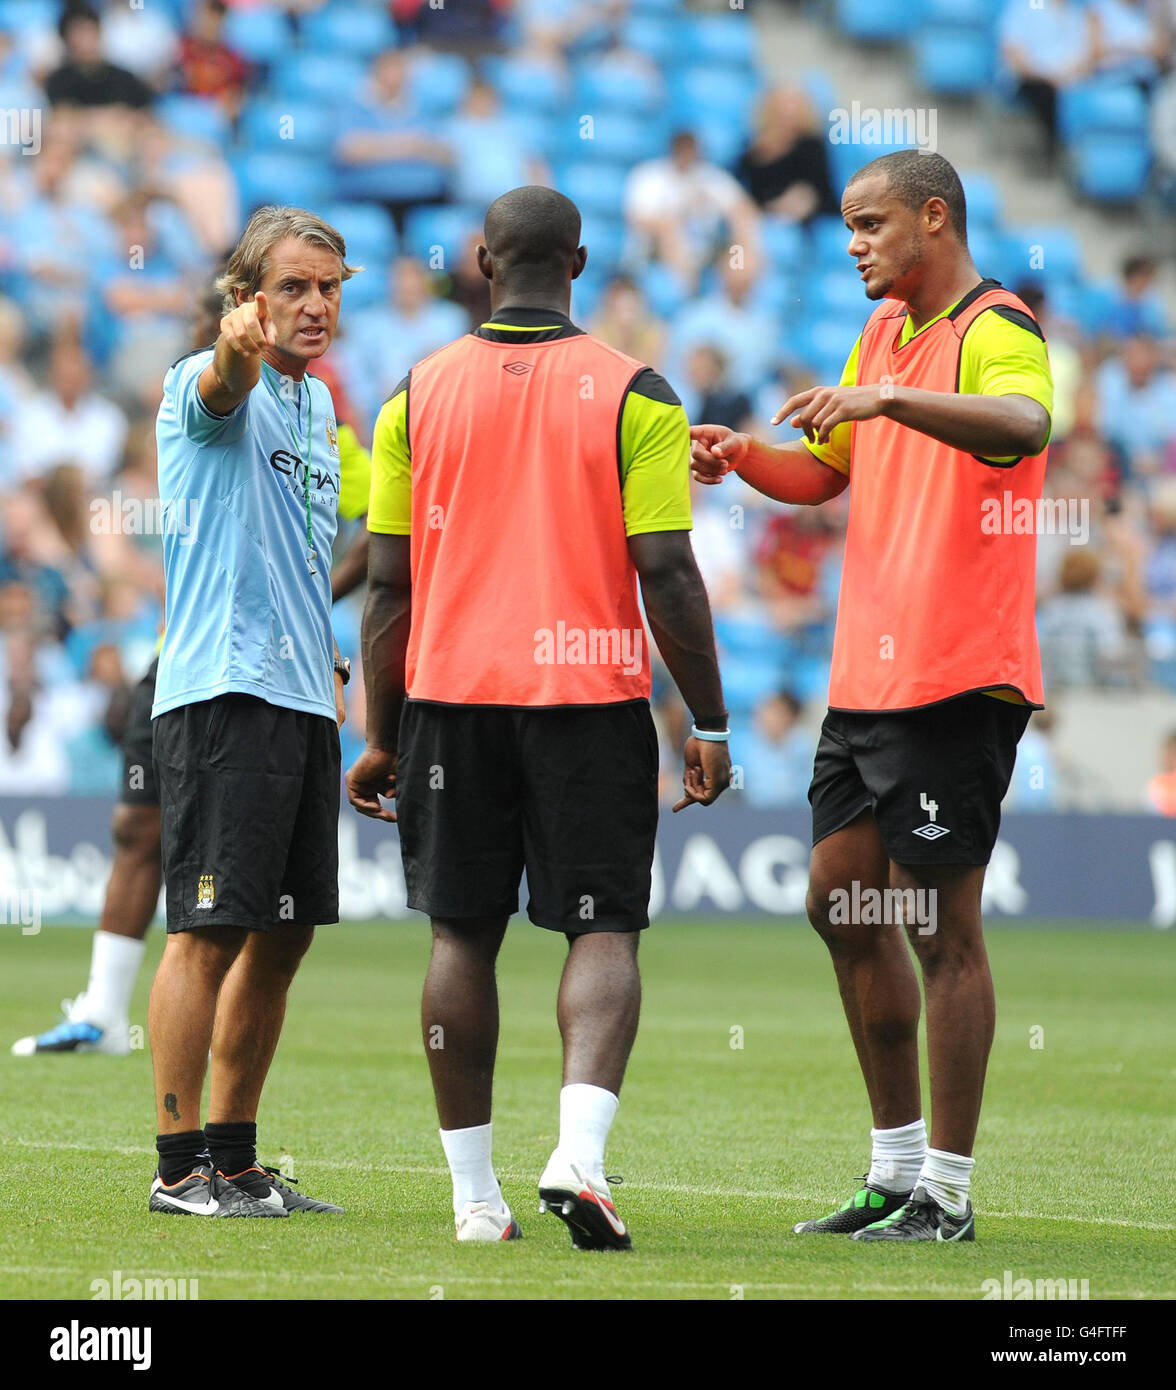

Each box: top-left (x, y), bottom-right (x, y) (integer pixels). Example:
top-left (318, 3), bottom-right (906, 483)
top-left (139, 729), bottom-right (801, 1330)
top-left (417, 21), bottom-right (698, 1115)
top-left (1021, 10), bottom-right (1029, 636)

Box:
top-left (349, 185), bottom-right (731, 1249)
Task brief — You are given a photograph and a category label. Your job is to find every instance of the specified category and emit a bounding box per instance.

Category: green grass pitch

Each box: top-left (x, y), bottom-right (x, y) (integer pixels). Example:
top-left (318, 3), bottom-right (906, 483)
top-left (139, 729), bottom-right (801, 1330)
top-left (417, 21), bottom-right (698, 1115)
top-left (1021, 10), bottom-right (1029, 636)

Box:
top-left (1, 920), bottom-right (1172, 1301)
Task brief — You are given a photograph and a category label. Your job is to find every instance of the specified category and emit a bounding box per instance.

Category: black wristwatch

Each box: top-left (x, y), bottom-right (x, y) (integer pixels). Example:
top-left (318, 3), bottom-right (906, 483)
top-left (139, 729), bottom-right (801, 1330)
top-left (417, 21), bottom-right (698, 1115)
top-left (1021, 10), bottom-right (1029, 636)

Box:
top-left (333, 656), bottom-right (351, 686)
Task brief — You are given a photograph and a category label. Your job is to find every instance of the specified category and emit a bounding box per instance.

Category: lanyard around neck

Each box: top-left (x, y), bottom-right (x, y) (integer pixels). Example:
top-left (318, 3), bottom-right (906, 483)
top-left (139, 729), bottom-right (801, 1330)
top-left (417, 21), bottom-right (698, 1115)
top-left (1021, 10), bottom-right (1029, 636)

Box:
top-left (264, 368), bottom-right (317, 575)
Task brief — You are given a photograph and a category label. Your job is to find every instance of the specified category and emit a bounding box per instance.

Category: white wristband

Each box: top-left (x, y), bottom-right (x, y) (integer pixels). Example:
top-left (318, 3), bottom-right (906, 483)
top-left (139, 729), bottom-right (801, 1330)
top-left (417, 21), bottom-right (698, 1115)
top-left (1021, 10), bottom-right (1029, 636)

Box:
top-left (691, 724), bottom-right (730, 742)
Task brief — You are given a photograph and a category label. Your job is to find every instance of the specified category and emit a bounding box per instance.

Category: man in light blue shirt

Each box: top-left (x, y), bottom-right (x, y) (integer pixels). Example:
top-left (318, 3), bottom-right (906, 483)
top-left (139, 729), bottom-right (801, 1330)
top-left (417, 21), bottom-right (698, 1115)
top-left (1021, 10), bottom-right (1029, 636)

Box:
top-left (147, 206), bottom-right (356, 1220)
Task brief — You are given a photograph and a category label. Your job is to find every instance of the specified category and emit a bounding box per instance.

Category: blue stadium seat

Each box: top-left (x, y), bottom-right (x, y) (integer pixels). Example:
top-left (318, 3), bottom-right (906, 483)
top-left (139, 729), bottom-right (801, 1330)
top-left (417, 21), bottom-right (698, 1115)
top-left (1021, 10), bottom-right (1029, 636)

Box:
top-left (966, 226), bottom-right (1011, 283)
top-left (1003, 225), bottom-right (1084, 284)
top-left (400, 205), bottom-right (482, 264)
top-left (339, 262), bottom-right (389, 311)
top-left (914, 26), bottom-right (995, 95)
top-left (676, 14), bottom-right (759, 70)
top-left (482, 54), bottom-right (568, 116)
top-left (689, 110), bottom-right (752, 168)
top-left (1073, 133), bottom-right (1151, 202)
top-left (0, 0), bottom-right (58, 36)
top-left (156, 94), bottom-right (232, 147)
top-left (919, 0), bottom-right (996, 23)
top-left (809, 215), bottom-right (853, 270)
top-left (781, 317), bottom-right (860, 377)
top-left (809, 270), bottom-right (872, 320)
top-left (301, 3), bottom-right (398, 59)
top-left (796, 70), bottom-right (839, 123)
top-left (639, 262), bottom-right (690, 320)
top-left (834, 0), bottom-right (923, 42)
top-left (628, 0), bottom-right (684, 13)
top-left (321, 202), bottom-right (399, 263)
top-left (757, 268), bottom-right (801, 318)
top-left (761, 218), bottom-right (808, 275)
top-left (828, 137), bottom-right (917, 192)
top-left (409, 51), bottom-right (472, 118)
top-left (232, 152), bottom-right (336, 213)
top-left (554, 111), bottom-right (671, 167)
top-left (271, 53), bottom-right (367, 103)
top-left (223, 6), bottom-right (295, 66)
top-left (1058, 80), bottom-right (1149, 143)
top-left (621, 15), bottom-right (680, 67)
top-left (573, 62), bottom-right (666, 118)
top-left (238, 99), bottom-right (336, 157)
top-left (577, 215), bottom-right (627, 275)
top-left (959, 170), bottom-right (1002, 228)
top-left (556, 162), bottom-right (630, 219)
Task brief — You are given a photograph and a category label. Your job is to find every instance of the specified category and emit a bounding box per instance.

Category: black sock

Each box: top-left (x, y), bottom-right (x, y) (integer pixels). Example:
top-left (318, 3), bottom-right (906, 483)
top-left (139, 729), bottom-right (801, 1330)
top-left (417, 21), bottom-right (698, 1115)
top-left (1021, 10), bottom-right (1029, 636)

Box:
top-left (205, 1121), bottom-right (258, 1179)
top-left (156, 1130), bottom-right (210, 1187)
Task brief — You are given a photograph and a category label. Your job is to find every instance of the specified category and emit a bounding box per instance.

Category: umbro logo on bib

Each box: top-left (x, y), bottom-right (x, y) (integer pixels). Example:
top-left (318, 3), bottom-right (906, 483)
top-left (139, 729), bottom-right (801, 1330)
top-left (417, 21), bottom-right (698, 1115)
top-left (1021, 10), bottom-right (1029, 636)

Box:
top-left (502, 361), bottom-right (531, 375)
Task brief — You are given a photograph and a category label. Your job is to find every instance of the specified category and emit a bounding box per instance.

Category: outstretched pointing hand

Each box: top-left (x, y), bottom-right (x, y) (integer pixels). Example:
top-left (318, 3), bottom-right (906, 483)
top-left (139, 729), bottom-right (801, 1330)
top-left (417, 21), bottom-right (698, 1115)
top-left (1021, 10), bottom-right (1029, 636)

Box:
top-left (220, 290), bottom-right (278, 359)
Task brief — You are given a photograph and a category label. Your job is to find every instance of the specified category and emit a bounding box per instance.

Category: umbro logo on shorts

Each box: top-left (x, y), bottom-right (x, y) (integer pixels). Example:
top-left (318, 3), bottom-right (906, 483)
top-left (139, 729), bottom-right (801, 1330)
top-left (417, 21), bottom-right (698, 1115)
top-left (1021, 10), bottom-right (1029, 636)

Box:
top-left (502, 361), bottom-right (532, 375)
top-left (913, 823), bottom-right (951, 840)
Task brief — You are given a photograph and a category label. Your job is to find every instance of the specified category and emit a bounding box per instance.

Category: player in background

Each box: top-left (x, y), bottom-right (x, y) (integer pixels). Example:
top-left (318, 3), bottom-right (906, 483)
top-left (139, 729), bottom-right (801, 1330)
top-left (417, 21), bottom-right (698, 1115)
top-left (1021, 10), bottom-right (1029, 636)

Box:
top-left (12, 287), bottom-right (373, 1059)
top-left (348, 186), bottom-right (730, 1247)
top-left (692, 152), bottom-right (1052, 1242)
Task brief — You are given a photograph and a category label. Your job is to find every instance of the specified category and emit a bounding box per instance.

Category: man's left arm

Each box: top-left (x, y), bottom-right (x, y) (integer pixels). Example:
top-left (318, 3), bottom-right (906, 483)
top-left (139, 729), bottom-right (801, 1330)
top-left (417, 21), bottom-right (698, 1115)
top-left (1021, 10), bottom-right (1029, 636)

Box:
top-left (778, 310), bottom-right (1054, 460)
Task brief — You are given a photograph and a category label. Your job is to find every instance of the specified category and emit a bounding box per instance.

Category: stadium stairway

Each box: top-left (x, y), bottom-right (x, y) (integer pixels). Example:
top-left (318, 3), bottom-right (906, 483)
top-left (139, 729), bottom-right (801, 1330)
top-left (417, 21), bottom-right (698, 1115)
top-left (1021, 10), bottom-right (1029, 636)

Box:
top-left (757, 0), bottom-right (1175, 309)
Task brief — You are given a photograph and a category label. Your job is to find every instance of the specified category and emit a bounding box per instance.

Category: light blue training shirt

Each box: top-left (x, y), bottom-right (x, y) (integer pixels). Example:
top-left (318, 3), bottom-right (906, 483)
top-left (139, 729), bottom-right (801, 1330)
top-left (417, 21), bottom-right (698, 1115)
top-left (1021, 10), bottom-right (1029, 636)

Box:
top-left (153, 349), bottom-right (341, 722)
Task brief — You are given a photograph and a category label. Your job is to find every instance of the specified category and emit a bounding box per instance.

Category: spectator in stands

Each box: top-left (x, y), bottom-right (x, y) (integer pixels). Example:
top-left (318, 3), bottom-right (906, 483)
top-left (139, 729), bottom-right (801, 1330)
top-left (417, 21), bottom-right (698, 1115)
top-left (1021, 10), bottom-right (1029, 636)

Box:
top-left (1089, 0), bottom-right (1169, 87)
top-left (0, 490), bottom-right (73, 641)
top-left (734, 86), bottom-right (839, 225)
top-left (740, 690), bottom-right (813, 810)
top-left (688, 479), bottom-right (746, 614)
top-left (342, 257), bottom-right (469, 426)
top-left (98, 191), bottom-right (194, 401)
top-left (1145, 728), bottom-right (1176, 813)
top-left (999, 0), bottom-right (1095, 158)
top-left (444, 228), bottom-right (492, 326)
top-left (755, 506), bottom-right (838, 635)
top-left (668, 254), bottom-right (780, 396)
top-left (444, 77), bottom-right (548, 208)
top-left (1152, 66), bottom-right (1176, 204)
top-left (0, 299), bottom-right (34, 478)
top-left (98, 0), bottom-right (179, 90)
top-left (173, 0), bottom-right (251, 118)
top-left (625, 131), bottom-right (761, 293)
top-left (44, 6), bottom-right (153, 111)
top-left (1005, 707), bottom-right (1061, 811)
top-left (589, 274), bottom-right (665, 368)
top-left (130, 116), bottom-right (240, 264)
top-left (1015, 284), bottom-right (1083, 443)
top-left (14, 336), bottom-right (127, 489)
top-left (680, 344), bottom-right (752, 432)
top-left (1095, 334), bottom-right (1176, 484)
top-left (514, 0), bottom-right (625, 58)
top-left (1105, 255), bottom-right (1170, 339)
top-left (394, 0), bottom-right (511, 52)
top-left (333, 49), bottom-right (454, 217)
top-left (8, 125), bottom-right (115, 342)
top-left (1037, 549), bottom-right (1132, 687)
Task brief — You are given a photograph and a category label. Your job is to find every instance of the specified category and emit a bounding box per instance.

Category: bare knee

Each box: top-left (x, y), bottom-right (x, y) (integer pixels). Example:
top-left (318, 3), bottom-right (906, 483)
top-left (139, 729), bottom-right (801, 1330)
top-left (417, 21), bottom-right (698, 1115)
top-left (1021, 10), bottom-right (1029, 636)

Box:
top-left (165, 925), bottom-right (245, 983)
top-left (111, 803), bottom-right (162, 864)
top-left (245, 925), bottom-right (315, 981)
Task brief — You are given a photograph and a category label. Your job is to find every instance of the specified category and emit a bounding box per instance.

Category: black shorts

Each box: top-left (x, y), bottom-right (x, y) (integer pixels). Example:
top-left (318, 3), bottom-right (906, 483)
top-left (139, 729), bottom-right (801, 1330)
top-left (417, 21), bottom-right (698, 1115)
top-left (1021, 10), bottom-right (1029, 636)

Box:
top-left (153, 694), bottom-right (340, 933)
top-left (397, 699), bottom-right (659, 933)
top-left (120, 656), bottom-right (160, 807)
top-left (809, 694), bottom-right (1033, 867)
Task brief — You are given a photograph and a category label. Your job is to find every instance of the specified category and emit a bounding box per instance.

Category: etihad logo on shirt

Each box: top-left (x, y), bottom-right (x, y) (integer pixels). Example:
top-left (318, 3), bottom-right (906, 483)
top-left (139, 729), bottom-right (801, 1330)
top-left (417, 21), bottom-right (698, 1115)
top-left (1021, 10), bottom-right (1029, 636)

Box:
top-left (269, 449), bottom-right (339, 495)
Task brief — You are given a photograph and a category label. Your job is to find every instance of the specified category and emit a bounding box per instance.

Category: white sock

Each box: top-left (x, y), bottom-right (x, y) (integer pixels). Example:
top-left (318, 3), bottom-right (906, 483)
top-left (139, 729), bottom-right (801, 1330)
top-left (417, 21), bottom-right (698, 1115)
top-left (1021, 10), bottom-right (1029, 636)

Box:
top-left (80, 931), bottom-right (145, 1025)
top-left (918, 1147), bottom-right (975, 1217)
top-left (440, 1124), bottom-right (504, 1214)
top-left (556, 1083), bottom-right (618, 1181)
top-left (867, 1118), bottom-right (927, 1194)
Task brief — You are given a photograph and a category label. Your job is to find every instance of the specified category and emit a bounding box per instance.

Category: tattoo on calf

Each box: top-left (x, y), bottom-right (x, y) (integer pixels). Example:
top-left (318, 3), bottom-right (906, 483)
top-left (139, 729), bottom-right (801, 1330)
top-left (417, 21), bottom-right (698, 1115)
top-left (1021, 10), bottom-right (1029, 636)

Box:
top-left (164, 1092), bottom-right (180, 1122)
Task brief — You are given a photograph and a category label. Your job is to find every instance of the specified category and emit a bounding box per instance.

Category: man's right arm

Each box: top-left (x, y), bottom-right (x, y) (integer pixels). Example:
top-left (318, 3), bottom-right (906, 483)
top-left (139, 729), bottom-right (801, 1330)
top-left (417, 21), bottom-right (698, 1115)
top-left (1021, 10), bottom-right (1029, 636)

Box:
top-left (197, 290), bottom-right (276, 416)
top-left (691, 429), bottom-right (850, 505)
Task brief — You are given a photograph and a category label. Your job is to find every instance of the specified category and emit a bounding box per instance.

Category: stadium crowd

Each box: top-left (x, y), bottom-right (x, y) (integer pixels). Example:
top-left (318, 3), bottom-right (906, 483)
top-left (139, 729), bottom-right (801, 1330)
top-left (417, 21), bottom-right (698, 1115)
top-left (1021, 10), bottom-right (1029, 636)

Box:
top-left (0, 0), bottom-right (1174, 810)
